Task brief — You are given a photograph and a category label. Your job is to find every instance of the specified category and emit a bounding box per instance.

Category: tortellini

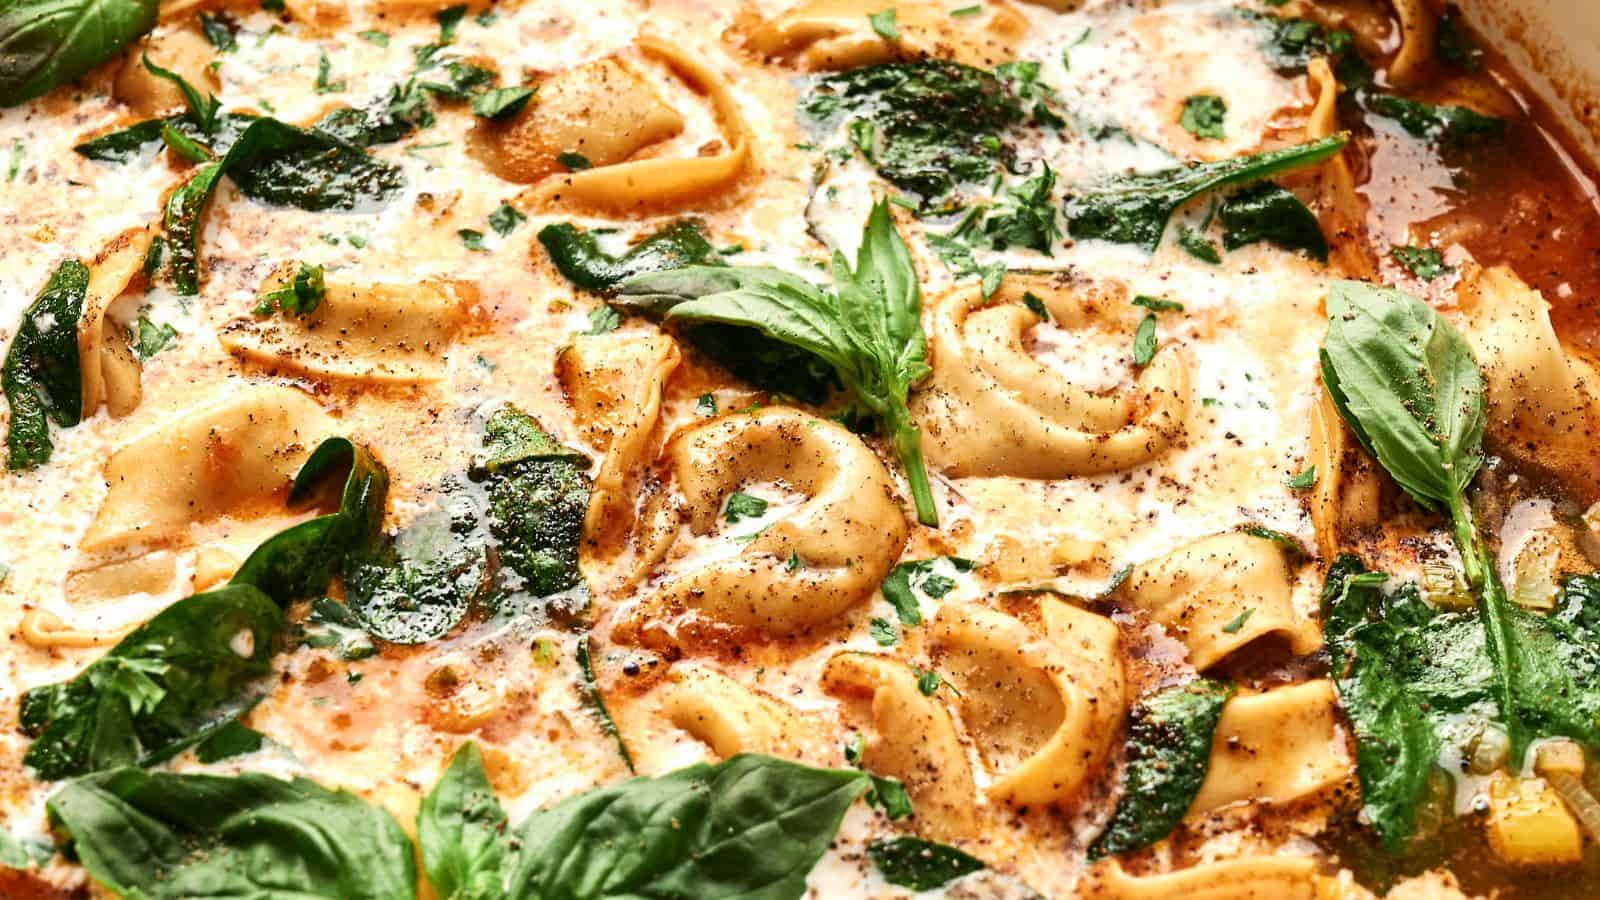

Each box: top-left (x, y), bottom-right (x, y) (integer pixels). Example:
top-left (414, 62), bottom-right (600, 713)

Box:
top-left (488, 38), bottom-right (751, 211)
top-left (930, 598), bottom-right (1124, 808)
top-left (1116, 534), bottom-right (1320, 671)
top-left (820, 652), bottom-right (978, 843)
top-left (610, 407), bottom-right (908, 647)
top-left (741, 0), bottom-right (1029, 71)
top-left (914, 274), bottom-right (1191, 479)
top-left (1457, 265), bottom-right (1600, 493)
top-left (26, 386), bottom-right (337, 648)
top-left (556, 333), bottom-right (681, 563)
top-left (1089, 856), bottom-right (1319, 900)
top-left (661, 664), bottom-right (808, 759)
top-left (80, 227), bottom-right (155, 419)
top-left (80, 384), bottom-right (336, 555)
top-left (219, 270), bottom-right (475, 384)
top-left (1188, 680), bottom-right (1352, 817)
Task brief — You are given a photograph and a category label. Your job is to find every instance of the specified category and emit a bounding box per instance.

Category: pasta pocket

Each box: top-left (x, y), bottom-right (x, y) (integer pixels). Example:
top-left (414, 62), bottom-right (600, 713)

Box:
top-left (484, 38), bottom-right (751, 211)
top-left (1188, 680), bottom-right (1352, 817)
top-left (740, 0), bottom-right (1029, 71)
top-left (930, 598), bottom-right (1124, 808)
top-left (80, 227), bottom-right (155, 420)
top-left (820, 652), bottom-right (978, 843)
top-left (80, 384), bottom-right (337, 555)
top-left (1457, 265), bottom-right (1600, 493)
top-left (610, 407), bottom-right (907, 647)
top-left (1116, 533), bottom-right (1320, 671)
top-left (661, 664), bottom-right (809, 760)
top-left (1308, 382), bottom-right (1387, 560)
top-left (219, 269), bottom-right (475, 385)
top-left (914, 274), bottom-right (1191, 478)
top-left (556, 333), bottom-right (681, 561)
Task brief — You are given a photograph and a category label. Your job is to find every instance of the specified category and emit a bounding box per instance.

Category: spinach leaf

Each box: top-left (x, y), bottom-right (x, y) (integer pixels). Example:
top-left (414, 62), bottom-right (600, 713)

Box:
top-left (1177, 226), bottom-right (1221, 263)
top-left (1089, 678), bottom-right (1233, 858)
top-left (73, 117), bottom-right (166, 163)
top-left (0, 0), bottom-right (156, 105)
top-left (314, 79), bottom-right (434, 147)
top-left (1363, 93), bottom-right (1503, 147)
top-left (686, 323), bottom-right (841, 406)
top-left (1064, 135), bottom-right (1346, 250)
top-left (47, 768), bottom-right (417, 899)
top-left (867, 836), bottom-right (984, 890)
top-left (505, 754), bottom-right (871, 900)
top-left (3, 259), bottom-right (86, 470)
top-left (419, 742), bottom-right (509, 900)
top-left (538, 219), bottom-right (720, 294)
top-left (345, 407), bottom-right (588, 643)
top-left (230, 436), bottom-right (389, 606)
top-left (1436, 6), bottom-right (1481, 70)
top-left (577, 636), bottom-right (633, 771)
top-left (20, 584), bottom-right (281, 780)
top-left (800, 60), bottom-right (1024, 201)
top-left (193, 720), bottom-right (263, 763)
top-left (164, 117), bottom-right (403, 293)
top-left (1219, 181), bottom-right (1327, 260)
top-left (1322, 556), bottom-right (1492, 852)
top-left (619, 200), bottom-right (939, 525)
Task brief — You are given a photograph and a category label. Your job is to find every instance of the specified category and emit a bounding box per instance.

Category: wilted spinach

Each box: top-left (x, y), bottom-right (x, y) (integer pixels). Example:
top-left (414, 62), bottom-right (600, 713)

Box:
top-left (1064, 135), bottom-right (1345, 250)
top-left (3, 259), bottom-right (87, 470)
top-left (867, 836), bottom-right (985, 890)
top-left (1218, 181), bottom-right (1327, 260)
top-left (538, 219), bottom-right (720, 294)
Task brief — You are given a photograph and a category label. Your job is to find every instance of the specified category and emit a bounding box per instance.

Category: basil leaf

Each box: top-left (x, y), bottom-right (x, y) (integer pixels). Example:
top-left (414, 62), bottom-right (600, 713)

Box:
top-left (538, 219), bottom-right (720, 294)
top-left (505, 754), bottom-right (871, 899)
top-left (1089, 678), bottom-right (1233, 858)
top-left (47, 768), bottom-right (417, 899)
top-left (0, 0), bottom-right (157, 106)
top-left (624, 201), bottom-right (939, 525)
top-left (419, 742), bottom-right (509, 900)
top-left (193, 720), bottom-right (263, 763)
top-left (1219, 181), bottom-right (1327, 260)
top-left (1064, 135), bottom-right (1347, 250)
top-left (20, 584), bottom-right (281, 780)
top-left (1319, 280), bottom-right (1486, 513)
top-left (3, 259), bottom-right (87, 470)
top-left (867, 836), bottom-right (984, 890)
top-left (230, 436), bottom-right (389, 606)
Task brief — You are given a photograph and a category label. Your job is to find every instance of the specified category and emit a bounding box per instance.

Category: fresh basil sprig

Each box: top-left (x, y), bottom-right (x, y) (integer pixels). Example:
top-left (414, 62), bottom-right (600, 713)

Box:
top-left (0, 0), bottom-right (157, 106)
top-left (1319, 279), bottom-right (1600, 781)
top-left (47, 767), bottom-right (418, 899)
top-left (418, 743), bottom-right (880, 900)
top-left (619, 200), bottom-right (939, 526)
